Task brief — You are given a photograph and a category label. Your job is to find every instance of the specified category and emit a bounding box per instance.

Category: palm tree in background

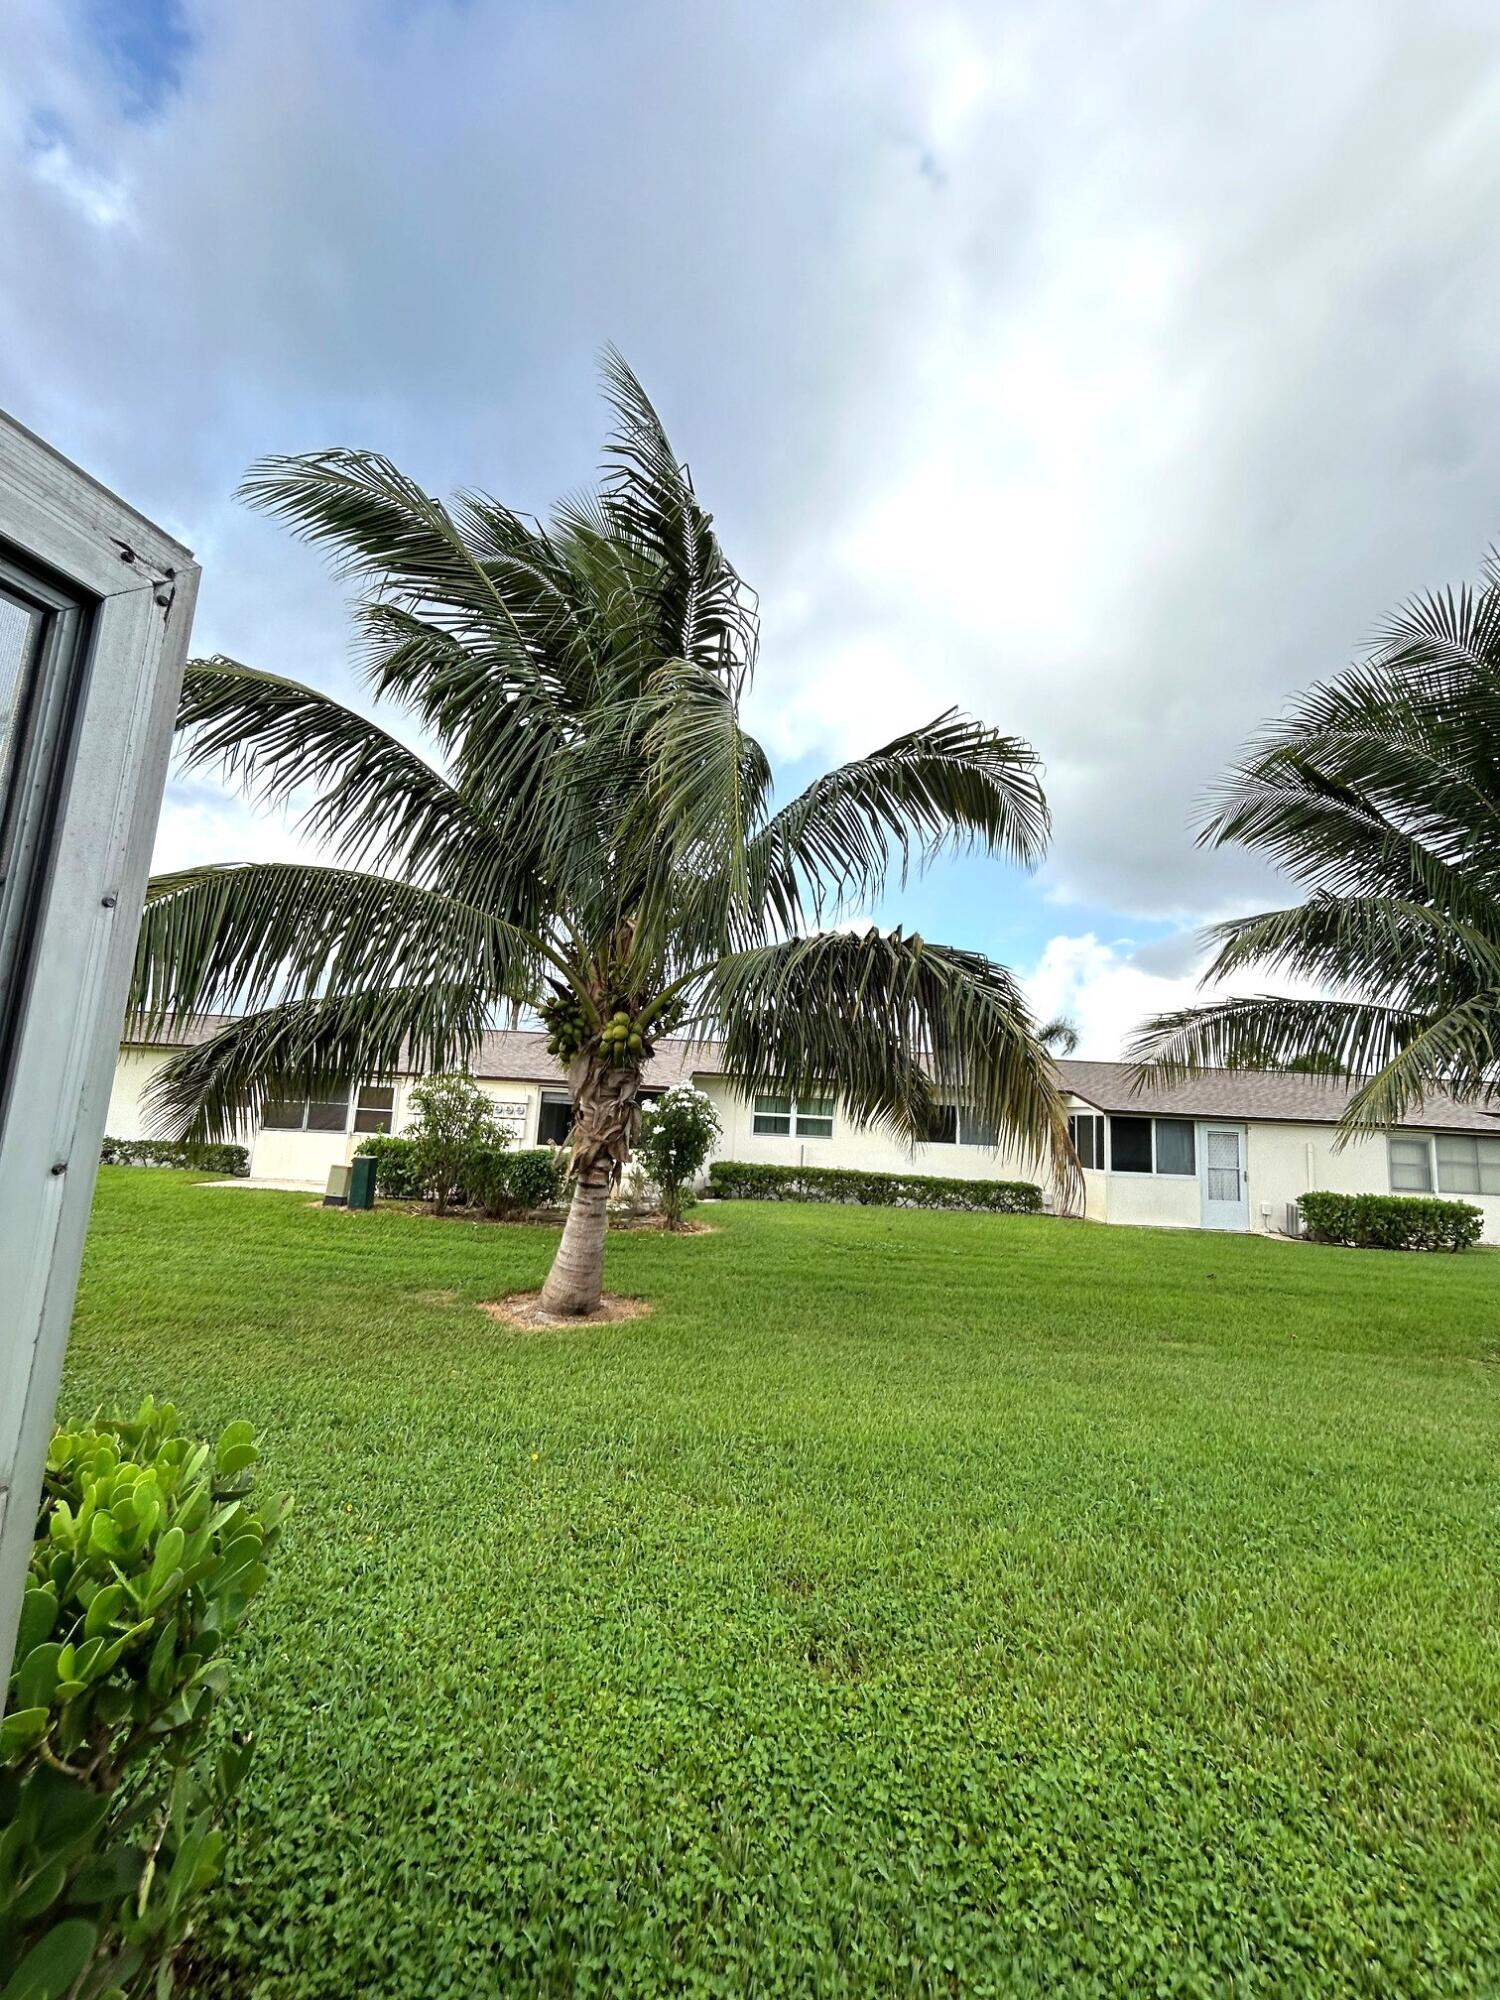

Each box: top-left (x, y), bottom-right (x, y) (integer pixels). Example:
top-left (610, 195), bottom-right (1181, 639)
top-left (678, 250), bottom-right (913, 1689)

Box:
top-left (1130, 555), bottom-right (1500, 1128)
top-left (135, 355), bottom-right (1073, 1313)
top-left (1037, 1017), bottom-right (1079, 1057)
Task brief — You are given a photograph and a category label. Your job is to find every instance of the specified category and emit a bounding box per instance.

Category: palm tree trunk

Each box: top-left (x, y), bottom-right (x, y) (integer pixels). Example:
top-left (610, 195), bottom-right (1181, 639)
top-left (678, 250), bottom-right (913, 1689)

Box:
top-left (536, 1049), bottom-right (642, 1315)
top-left (538, 1157), bottom-right (613, 1314)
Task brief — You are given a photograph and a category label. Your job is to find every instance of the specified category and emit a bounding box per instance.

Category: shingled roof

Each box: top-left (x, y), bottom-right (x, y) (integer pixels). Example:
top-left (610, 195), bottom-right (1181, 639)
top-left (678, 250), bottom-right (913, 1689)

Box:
top-left (120, 1019), bottom-right (1499, 1134)
top-left (1056, 1059), bottom-right (1500, 1136)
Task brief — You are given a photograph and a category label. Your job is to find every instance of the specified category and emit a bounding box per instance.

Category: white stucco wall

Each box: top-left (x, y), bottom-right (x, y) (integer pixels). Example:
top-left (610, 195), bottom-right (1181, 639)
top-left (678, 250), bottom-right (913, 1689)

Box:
top-left (695, 1074), bottom-right (1050, 1187)
top-left (107, 1048), bottom-right (175, 1137)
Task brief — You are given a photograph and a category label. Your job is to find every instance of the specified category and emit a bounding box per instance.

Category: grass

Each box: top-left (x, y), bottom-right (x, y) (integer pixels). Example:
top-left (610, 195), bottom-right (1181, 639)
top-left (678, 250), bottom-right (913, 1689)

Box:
top-left (64, 1169), bottom-right (1500, 1998)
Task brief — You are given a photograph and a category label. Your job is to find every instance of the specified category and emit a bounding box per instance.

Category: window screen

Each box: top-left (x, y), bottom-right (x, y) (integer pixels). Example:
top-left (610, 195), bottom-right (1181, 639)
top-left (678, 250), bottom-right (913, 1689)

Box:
top-left (1435, 1134), bottom-right (1500, 1196)
top-left (1154, 1119), bottom-right (1196, 1176)
top-left (1068, 1112), bottom-right (1105, 1170)
top-left (922, 1103), bottom-right (958, 1145)
top-left (353, 1085), bottom-right (394, 1134)
top-left (306, 1095), bottom-right (350, 1132)
top-left (537, 1090), bottom-right (574, 1146)
top-left (795, 1095), bottom-right (834, 1138)
top-left (752, 1093), bottom-right (791, 1135)
top-left (1110, 1115), bottom-right (1152, 1173)
top-left (1389, 1136), bottom-right (1433, 1192)
top-left (959, 1106), bottom-right (998, 1149)
top-left (261, 1097), bottom-right (305, 1131)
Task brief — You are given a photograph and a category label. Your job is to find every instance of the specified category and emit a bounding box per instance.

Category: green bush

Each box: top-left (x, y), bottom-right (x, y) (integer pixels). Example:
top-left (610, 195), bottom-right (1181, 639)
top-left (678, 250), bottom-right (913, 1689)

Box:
top-left (355, 1136), bottom-right (566, 1215)
top-left (353, 1133), bottom-right (425, 1200)
top-left (707, 1160), bottom-right (1043, 1213)
top-left (406, 1073), bottom-right (504, 1215)
top-left (100, 1137), bottom-right (249, 1177)
top-left (1, 1398), bottom-right (290, 1999)
top-left (465, 1145), bottom-right (567, 1218)
top-left (636, 1086), bottom-right (721, 1227)
top-left (1299, 1189), bottom-right (1483, 1251)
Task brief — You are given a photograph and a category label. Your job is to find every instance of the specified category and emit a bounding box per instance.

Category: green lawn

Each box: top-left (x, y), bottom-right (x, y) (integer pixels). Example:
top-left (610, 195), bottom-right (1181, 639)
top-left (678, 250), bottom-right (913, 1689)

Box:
top-left (66, 1170), bottom-right (1500, 1997)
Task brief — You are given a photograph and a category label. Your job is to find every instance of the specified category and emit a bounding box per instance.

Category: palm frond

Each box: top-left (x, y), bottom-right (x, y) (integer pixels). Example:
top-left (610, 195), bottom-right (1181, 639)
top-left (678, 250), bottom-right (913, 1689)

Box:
top-left (144, 984), bottom-right (490, 1142)
top-left (750, 712), bottom-right (1049, 932)
top-left (131, 862), bottom-right (545, 1026)
top-left (175, 657), bottom-right (513, 898)
top-left (699, 927), bottom-right (1075, 1194)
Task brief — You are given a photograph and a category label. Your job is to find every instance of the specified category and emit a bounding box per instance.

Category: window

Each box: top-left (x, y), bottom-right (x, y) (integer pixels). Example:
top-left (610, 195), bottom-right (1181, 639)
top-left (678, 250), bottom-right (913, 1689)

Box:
top-left (796, 1095), bottom-right (834, 1138)
top-left (537, 1090), bottom-right (574, 1147)
top-left (353, 1085), bottom-right (394, 1135)
top-left (752, 1093), bottom-right (791, 1135)
top-left (1435, 1134), bottom-right (1500, 1196)
top-left (1154, 1119), bottom-right (1196, 1177)
top-left (1110, 1115), bottom-right (1153, 1174)
top-left (1068, 1112), bottom-right (1105, 1170)
top-left (1389, 1136), bottom-right (1433, 1193)
top-left (260, 1090), bottom-right (352, 1133)
top-left (921, 1103), bottom-right (958, 1145)
top-left (959, 1106), bottom-right (999, 1149)
top-left (752, 1092), bottom-right (835, 1138)
top-left (1105, 1115), bottom-right (1196, 1175)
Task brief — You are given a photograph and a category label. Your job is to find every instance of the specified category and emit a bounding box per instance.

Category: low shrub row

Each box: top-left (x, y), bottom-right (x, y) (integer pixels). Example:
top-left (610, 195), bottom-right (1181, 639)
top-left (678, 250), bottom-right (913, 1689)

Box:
top-left (2, 1398), bottom-right (288, 1999)
top-left (100, 1136), bottom-right (250, 1177)
top-left (707, 1160), bottom-right (1043, 1213)
top-left (353, 1133), bottom-right (567, 1214)
top-left (1299, 1189), bottom-right (1483, 1252)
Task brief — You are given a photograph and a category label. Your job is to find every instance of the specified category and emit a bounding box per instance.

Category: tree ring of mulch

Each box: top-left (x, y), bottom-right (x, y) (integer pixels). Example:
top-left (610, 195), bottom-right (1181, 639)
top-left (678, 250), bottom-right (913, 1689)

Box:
top-left (480, 1291), bottom-right (653, 1330)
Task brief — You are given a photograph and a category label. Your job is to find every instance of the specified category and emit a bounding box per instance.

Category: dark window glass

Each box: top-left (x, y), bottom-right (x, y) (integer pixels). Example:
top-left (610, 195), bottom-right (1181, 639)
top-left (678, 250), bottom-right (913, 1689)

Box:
top-left (922, 1103), bottom-right (958, 1145)
top-left (353, 1085), bottom-right (394, 1135)
top-left (261, 1098), bottom-right (305, 1131)
top-left (1154, 1118), bottom-right (1196, 1176)
top-left (1068, 1113), bottom-right (1104, 1170)
top-left (306, 1095), bottom-right (350, 1132)
top-left (1110, 1115), bottom-right (1152, 1173)
top-left (537, 1090), bottom-right (574, 1146)
top-left (752, 1093), bottom-right (792, 1135)
top-left (959, 1107), bottom-right (998, 1148)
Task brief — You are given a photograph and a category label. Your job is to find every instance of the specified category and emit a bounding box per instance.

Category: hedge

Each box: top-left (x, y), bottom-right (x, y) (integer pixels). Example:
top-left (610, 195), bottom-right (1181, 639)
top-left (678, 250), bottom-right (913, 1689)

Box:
top-left (354, 1133), bottom-right (566, 1212)
top-left (706, 1160), bottom-right (1043, 1213)
top-left (100, 1135), bottom-right (249, 1176)
top-left (1299, 1189), bottom-right (1483, 1252)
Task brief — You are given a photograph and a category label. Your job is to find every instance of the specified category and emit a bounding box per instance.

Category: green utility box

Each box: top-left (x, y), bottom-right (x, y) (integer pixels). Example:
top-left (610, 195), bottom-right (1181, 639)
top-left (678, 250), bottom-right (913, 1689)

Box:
top-left (348, 1154), bottom-right (377, 1210)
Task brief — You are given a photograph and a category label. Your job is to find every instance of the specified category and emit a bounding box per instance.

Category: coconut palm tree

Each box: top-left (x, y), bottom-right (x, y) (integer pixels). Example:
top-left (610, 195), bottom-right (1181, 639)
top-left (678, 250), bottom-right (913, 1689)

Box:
top-left (1129, 556), bottom-right (1500, 1129)
top-left (134, 355), bottom-right (1072, 1313)
top-left (1037, 1017), bottom-right (1079, 1057)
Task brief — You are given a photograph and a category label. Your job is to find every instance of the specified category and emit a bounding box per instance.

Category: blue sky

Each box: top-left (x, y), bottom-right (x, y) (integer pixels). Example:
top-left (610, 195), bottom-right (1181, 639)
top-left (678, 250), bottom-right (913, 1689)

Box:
top-left (8, 0), bottom-right (1500, 1051)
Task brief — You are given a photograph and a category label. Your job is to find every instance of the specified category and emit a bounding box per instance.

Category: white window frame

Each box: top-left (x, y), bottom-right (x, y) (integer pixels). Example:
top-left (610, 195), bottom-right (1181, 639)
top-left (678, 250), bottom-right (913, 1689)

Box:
top-left (752, 1091), bottom-right (835, 1139)
top-left (1388, 1134), bottom-right (1435, 1193)
top-left (260, 1087), bottom-right (355, 1134)
top-left (1068, 1111), bottom-right (1105, 1170)
top-left (0, 414), bottom-right (199, 1686)
top-left (1433, 1133), bottom-right (1500, 1197)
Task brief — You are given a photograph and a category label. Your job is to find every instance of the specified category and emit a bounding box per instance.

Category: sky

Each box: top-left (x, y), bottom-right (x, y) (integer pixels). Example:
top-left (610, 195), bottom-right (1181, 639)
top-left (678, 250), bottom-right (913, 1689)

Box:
top-left (6, 0), bottom-right (1500, 1055)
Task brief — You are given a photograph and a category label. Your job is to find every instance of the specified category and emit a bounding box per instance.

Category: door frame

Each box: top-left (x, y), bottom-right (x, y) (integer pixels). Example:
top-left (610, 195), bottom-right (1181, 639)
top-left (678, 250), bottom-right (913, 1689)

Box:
top-left (1197, 1121), bottom-right (1250, 1231)
top-left (0, 412), bottom-right (199, 1689)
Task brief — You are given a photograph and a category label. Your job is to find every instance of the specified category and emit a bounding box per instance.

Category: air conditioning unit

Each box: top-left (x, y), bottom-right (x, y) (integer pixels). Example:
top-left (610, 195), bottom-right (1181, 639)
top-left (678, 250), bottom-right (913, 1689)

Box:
top-left (1284, 1201), bottom-right (1303, 1239)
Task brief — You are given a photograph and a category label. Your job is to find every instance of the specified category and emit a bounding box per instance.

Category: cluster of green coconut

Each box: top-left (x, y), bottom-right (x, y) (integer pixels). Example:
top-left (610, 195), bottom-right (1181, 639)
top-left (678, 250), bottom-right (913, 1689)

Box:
top-left (599, 1010), bottom-right (646, 1065)
top-left (539, 990), bottom-right (592, 1062)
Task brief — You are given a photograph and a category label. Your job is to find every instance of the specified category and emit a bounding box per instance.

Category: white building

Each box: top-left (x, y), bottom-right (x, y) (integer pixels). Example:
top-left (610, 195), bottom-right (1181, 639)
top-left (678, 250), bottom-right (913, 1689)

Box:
top-left (110, 1020), bottom-right (1500, 1242)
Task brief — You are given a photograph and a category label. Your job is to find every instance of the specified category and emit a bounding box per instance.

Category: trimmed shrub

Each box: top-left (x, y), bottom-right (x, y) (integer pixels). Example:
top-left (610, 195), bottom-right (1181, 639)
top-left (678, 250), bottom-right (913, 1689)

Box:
top-left (1, 1397), bottom-right (290, 1999)
top-left (100, 1137), bottom-right (249, 1177)
top-left (353, 1133), bottom-right (424, 1200)
top-left (1299, 1189), bottom-right (1483, 1252)
top-left (466, 1145), bottom-right (567, 1218)
top-left (406, 1072), bottom-right (504, 1215)
top-left (707, 1160), bottom-right (1043, 1213)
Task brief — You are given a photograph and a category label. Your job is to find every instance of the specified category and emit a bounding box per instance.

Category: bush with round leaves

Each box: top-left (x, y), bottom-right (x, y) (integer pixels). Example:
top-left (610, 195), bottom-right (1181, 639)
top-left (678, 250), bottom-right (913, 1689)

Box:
top-left (405, 1072), bottom-right (503, 1215)
top-left (0, 1398), bottom-right (290, 2000)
